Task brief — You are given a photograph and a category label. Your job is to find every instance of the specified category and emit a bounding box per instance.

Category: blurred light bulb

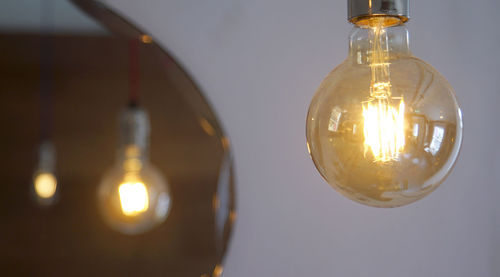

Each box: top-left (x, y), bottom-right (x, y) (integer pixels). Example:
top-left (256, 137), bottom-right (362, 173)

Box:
top-left (306, 1), bottom-right (463, 207)
top-left (34, 172), bottom-right (57, 199)
top-left (98, 107), bottom-right (171, 235)
top-left (32, 141), bottom-right (58, 206)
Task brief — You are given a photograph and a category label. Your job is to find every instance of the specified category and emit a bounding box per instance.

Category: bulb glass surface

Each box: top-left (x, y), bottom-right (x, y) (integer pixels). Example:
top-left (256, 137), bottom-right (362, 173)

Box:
top-left (98, 146), bottom-right (171, 235)
top-left (306, 17), bottom-right (463, 207)
top-left (98, 108), bottom-right (171, 234)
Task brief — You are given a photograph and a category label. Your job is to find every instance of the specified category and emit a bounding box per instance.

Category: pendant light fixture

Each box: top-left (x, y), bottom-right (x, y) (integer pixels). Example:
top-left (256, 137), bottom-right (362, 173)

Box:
top-left (33, 142), bottom-right (58, 206)
top-left (33, 0), bottom-right (58, 206)
top-left (97, 39), bottom-right (171, 234)
top-left (306, 0), bottom-right (463, 207)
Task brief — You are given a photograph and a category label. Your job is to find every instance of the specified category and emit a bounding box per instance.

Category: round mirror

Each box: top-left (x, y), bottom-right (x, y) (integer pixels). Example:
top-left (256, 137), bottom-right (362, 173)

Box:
top-left (0, 0), bottom-right (235, 276)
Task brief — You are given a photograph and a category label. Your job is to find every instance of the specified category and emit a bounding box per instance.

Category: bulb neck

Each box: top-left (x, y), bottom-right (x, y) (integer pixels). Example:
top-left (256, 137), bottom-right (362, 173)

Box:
top-left (37, 140), bottom-right (56, 173)
top-left (348, 18), bottom-right (411, 65)
top-left (118, 106), bottom-right (150, 161)
top-left (348, 0), bottom-right (409, 24)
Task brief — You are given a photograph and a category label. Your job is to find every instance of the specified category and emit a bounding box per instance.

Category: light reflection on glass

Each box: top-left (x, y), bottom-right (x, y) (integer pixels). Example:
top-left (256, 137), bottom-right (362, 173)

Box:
top-left (141, 34), bottom-right (153, 43)
top-left (200, 117), bottom-right (215, 136)
top-left (213, 265), bottom-right (223, 277)
top-left (412, 122), bottom-right (419, 138)
top-left (429, 125), bottom-right (445, 155)
top-left (328, 106), bottom-right (342, 132)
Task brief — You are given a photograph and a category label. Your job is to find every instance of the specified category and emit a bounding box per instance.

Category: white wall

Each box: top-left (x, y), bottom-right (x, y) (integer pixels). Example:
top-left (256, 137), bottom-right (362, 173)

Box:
top-left (101, 0), bottom-right (500, 276)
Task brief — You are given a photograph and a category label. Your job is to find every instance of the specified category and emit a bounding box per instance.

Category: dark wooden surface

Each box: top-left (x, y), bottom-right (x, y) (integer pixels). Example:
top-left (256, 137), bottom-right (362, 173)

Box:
top-left (0, 34), bottom-right (234, 276)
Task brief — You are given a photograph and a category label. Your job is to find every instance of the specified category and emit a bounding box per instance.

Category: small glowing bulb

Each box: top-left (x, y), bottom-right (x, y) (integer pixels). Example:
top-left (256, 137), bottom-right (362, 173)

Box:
top-left (98, 146), bottom-right (170, 234)
top-left (34, 172), bottom-right (57, 199)
top-left (32, 141), bottom-right (58, 206)
top-left (98, 107), bottom-right (171, 234)
top-left (118, 180), bottom-right (149, 216)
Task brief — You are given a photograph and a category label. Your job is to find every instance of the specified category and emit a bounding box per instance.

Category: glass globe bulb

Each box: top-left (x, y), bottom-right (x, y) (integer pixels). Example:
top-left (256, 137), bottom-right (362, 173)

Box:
top-left (306, 17), bottom-right (463, 207)
top-left (98, 107), bottom-right (171, 234)
top-left (32, 141), bottom-right (58, 206)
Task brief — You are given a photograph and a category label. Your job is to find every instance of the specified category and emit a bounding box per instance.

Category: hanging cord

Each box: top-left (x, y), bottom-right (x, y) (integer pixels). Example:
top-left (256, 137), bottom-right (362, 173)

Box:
top-left (40, 0), bottom-right (54, 141)
top-left (128, 38), bottom-right (140, 107)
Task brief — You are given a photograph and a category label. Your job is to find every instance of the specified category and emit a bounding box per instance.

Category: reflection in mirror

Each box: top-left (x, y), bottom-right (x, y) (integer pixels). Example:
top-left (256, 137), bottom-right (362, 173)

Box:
top-left (0, 0), bottom-right (235, 276)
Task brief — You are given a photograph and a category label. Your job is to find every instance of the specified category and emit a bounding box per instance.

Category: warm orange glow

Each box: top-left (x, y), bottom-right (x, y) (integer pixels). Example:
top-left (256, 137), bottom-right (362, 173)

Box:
top-left (221, 136), bottom-right (230, 150)
top-left (200, 117), bottom-right (215, 136)
top-left (141, 34), bottom-right (153, 43)
top-left (363, 97), bottom-right (405, 162)
top-left (213, 265), bottom-right (224, 277)
top-left (229, 210), bottom-right (237, 222)
top-left (119, 180), bottom-right (149, 216)
top-left (34, 172), bottom-right (57, 199)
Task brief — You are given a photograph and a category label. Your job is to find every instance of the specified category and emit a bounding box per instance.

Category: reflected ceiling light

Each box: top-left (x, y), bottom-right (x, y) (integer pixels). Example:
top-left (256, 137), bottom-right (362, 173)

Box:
top-left (97, 39), bottom-right (171, 234)
top-left (306, 0), bottom-right (463, 207)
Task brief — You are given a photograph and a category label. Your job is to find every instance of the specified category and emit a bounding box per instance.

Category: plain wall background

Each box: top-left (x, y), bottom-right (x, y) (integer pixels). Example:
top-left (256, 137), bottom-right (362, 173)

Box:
top-left (101, 0), bottom-right (500, 276)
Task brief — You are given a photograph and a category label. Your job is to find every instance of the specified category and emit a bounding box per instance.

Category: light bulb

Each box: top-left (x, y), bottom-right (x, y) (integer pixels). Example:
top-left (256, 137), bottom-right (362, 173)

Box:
top-left (306, 0), bottom-right (463, 207)
top-left (98, 107), bottom-right (171, 234)
top-left (34, 172), bottom-right (57, 199)
top-left (32, 141), bottom-right (58, 206)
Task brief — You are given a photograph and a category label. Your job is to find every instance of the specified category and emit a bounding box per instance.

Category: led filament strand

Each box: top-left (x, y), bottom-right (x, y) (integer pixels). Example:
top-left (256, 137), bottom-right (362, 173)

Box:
top-left (363, 98), bottom-right (405, 162)
top-left (363, 18), bottom-right (405, 162)
top-left (119, 180), bottom-right (149, 216)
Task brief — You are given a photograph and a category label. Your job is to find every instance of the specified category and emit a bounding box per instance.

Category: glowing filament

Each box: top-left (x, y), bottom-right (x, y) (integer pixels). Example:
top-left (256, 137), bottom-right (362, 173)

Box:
top-left (363, 98), bottom-right (405, 162)
top-left (119, 181), bottom-right (149, 216)
top-left (360, 18), bottom-right (406, 162)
